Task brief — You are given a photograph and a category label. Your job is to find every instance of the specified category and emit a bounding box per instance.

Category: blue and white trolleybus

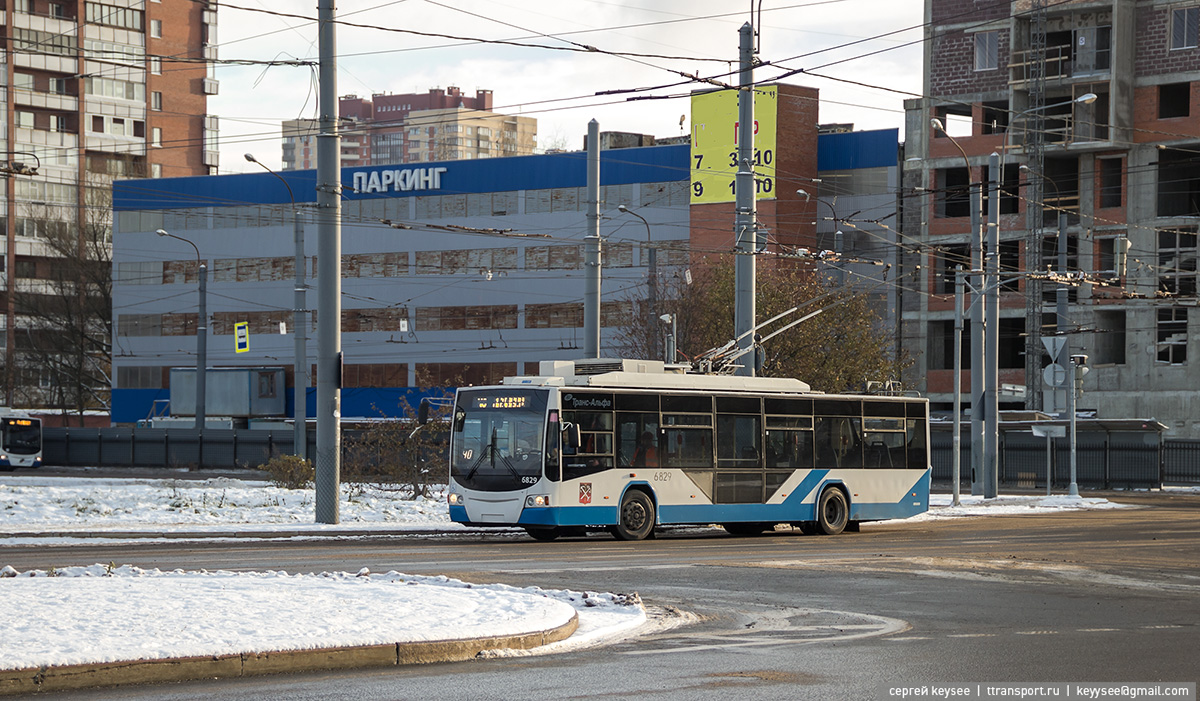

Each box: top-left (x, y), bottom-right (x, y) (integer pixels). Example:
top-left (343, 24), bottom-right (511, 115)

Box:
top-left (446, 359), bottom-right (930, 541)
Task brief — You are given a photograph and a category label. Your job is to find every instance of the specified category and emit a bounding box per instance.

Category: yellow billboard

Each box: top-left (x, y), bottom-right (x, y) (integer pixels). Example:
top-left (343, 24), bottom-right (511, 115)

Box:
top-left (690, 85), bottom-right (777, 204)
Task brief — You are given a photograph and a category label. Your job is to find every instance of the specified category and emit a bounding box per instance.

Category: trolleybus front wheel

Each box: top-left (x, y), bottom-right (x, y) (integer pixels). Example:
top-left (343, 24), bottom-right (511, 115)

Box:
top-left (524, 527), bottom-right (562, 542)
top-left (612, 490), bottom-right (655, 541)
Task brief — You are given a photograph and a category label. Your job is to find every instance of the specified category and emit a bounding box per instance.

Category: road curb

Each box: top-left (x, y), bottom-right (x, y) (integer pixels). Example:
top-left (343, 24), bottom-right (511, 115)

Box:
top-left (0, 612), bottom-right (578, 695)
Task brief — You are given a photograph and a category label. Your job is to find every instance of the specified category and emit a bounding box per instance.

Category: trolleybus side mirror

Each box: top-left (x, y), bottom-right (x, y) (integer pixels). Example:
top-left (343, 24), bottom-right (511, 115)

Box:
top-left (417, 397), bottom-right (430, 425)
top-left (563, 421), bottom-right (581, 450)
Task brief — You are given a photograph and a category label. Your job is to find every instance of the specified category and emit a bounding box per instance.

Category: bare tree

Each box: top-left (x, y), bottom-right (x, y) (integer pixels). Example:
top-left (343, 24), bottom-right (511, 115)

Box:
top-left (12, 176), bottom-right (113, 421)
top-left (616, 254), bottom-right (908, 393)
top-left (343, 390), bottom-right (453, 497)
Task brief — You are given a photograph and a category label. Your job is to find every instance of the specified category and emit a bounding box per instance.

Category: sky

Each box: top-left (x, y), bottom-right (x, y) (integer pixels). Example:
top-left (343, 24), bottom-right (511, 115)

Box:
top-left (208, 0), bottom-right (925, 174)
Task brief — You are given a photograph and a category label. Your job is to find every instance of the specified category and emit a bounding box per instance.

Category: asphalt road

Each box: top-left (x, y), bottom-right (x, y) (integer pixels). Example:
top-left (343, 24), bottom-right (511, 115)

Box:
top-left (8, 492), bottom-right (1200, 700)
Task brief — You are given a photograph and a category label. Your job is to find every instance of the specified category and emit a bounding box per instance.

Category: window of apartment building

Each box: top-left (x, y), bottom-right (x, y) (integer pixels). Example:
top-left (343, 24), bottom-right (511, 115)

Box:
top-left (150, 19), bottom-right (162, 38)
top-left (933, 244), bottom-right (970, 295)
top-left (50, 115), bottom-right (68, 132)
top-left (1157, 307), bottom-right (1188, 364)
top-left (1159, 82), bottom-right (1191, 118)
top-left (1171, 7), bottom-right (1200, 50)
top-left (13, 0), bottom-right (29, 12)
top-left (49, 2), bottom-right (67, 18)
top-left (925, 320), bottom-right (971, 371)
top-left (981, 101), bottom-right (1009, 135)
top-left (150, 56), bottom-right (162, 74)
top-left (13, 73), bottom-right (34, 90)
top-left (1093, 310), bottom-right (1126, 365)
top-left (151, 91), bottom-right (162, 111)
top-left (1097, 234), bottom-right (1126, 280)
top-left (975, 31), bottom-right (999, 71)
top-left (14, 111), bottom-right (35, 129)
top-left (49, 77), bottom-right (68, 94)
top-left (1157, 148), bottom-right (1200, 216)
top-left (935, 167), bottom-right (970, 218)
top-left (1098, 158), bottom-right (1123, 208)
top-left (1158, 226), bottom-right (1198, 296)
top-left (151, 163), bottom-right (162, 178)
top-left (1073, 26), bottom-right (1111, 75)
top-left (85, 2), bottom-right (143, 30)
top-left (151, 127), bottom-right (162, 147)
top-left (998, 317), bottom-right (1025, 369)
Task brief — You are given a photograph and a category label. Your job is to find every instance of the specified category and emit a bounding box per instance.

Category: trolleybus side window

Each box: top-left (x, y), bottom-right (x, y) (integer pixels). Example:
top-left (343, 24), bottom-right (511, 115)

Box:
top-left (562, 410), bottom-right (613, 480)
top-left (765, 415), bottom-right (814, 468)
top-left (661, 413), bottom-right (713, 469)
top-left (907, 401), bottom-right (929, 467)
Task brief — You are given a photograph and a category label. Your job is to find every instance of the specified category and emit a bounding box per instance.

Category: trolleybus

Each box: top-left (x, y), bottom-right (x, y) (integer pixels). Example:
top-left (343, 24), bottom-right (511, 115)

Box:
top-left (0, 409), bottom-right (42, 469)
top-left (446, 359), bottom-right (929, 540)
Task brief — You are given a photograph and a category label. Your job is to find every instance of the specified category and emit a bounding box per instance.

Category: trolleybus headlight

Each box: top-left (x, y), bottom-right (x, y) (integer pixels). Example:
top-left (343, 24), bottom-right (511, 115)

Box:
top-left (447, 493), bottom-right (462, 506)
top-left (525, 495), bottom-right (551, 508)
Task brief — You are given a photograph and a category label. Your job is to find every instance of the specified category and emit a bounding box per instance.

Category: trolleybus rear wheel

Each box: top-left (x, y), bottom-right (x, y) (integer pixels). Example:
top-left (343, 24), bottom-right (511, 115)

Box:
top-left (816, 487), bottom-right (849, 535)
top-left (722, 522), bottom-right (768, 536)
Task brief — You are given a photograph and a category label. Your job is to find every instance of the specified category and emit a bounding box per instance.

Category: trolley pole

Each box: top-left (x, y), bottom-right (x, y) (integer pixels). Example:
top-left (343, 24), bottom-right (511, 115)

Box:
top-left (733, 22), bottom-right (757, 377)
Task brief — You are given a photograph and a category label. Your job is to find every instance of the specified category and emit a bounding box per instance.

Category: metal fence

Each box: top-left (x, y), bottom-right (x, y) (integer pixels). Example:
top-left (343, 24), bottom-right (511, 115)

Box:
top-left (43, 427), bottom-right (313, 469)
top-left (37, 426), bottom-right (1200, 485)
top-left (929, 430), bottom-right (1193, 490)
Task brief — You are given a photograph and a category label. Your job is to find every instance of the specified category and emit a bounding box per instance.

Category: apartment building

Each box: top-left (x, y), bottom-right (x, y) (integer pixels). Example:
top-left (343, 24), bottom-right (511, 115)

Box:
top-left (282, 87), bottom-right (536, 170)
top-left (902, 1), bottom-right (1200, 436)
top-left (3, 0), bottom-right (217, 408)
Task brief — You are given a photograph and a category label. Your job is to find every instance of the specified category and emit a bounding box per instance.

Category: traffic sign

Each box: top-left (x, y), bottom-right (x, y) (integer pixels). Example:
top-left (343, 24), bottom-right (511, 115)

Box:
top-left (235, 322), bottom-right (250, 353)
top-left (1043, 362), bottom-right (1067, 387)
top-left (1042, 336), bottom-right (1066, 360)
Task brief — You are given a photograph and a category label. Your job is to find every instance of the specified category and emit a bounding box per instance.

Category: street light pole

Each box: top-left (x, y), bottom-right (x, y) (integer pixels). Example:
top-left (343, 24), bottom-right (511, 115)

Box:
top-left (929, 118), bottom-right (984, 496)
top-left (618, 204), bottom-right (657, 359)
top-left (155, 229), bottom-right (206, 434)
top-left (245, 153), bottom-right (308, 460)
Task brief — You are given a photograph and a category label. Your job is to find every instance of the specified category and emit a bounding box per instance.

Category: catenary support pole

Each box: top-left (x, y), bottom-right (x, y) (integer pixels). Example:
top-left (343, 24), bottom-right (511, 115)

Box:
top-left (293, 209), bottom-right (307, 459)
top-left (315, 0), bottom-right (341, 524)
top-left (969, 173), bottom-right (984, 496)
top-left (584, 119), bottom-right (601, 359)
top-left (733, 22), bottom-right (757, 377)
top-left (953, 266), bottom-right (964, 507)
top-left (984, 153), bottom-right (1000, 499)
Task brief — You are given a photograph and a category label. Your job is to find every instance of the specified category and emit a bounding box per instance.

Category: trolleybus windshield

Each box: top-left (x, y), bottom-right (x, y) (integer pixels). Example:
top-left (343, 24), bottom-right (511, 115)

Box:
top-left (2, 418), bottom-right (41, 455)
top-left (451, 389), bottom-right (549, 492)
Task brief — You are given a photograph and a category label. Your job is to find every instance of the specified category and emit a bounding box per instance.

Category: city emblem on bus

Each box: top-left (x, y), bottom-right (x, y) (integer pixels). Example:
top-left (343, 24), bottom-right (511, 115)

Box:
top-left (579, 483), bottom-right (592, 504)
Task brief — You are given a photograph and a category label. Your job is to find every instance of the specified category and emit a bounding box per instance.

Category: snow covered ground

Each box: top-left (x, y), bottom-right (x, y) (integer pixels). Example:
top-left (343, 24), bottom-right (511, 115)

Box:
top-left (0, 564), bottom-right (649, 670)
top-left (0, 474), bottom-right (1154, 541)
top-left (0, 474), bottom-right (1174, 674)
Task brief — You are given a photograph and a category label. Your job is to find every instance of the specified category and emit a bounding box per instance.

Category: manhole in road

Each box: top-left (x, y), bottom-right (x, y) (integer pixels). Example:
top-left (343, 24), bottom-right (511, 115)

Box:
top-left (619, 606), bottom-right (909, 655)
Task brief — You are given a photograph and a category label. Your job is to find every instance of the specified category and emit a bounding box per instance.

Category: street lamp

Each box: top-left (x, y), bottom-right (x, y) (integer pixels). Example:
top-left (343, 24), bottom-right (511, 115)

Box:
top-left (927, 119), bottom-right (986, 498)
top-left (617, 204), bottom-right (659, 360)
top-left (156, 229), bottom-right (206, 432)
top-left (245, 153), bottom-right (308, 460)
top-left (796, 189), bottom-right (843, 284)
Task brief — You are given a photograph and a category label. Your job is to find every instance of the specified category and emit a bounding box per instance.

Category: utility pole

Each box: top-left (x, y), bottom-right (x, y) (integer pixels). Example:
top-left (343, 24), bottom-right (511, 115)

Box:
top-left (983, 152), bottom-right (1000, 498)
top-left (584, 119), bottom-right (601, 359)
top-left (733, 22), bottom-right (757, 377)
top-left (314, 0), bottom-right (341, 524)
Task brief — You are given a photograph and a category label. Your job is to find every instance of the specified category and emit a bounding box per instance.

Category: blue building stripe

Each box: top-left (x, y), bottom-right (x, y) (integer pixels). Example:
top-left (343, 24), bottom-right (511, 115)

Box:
top-left (114, 145), bottom-right (690, 212)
